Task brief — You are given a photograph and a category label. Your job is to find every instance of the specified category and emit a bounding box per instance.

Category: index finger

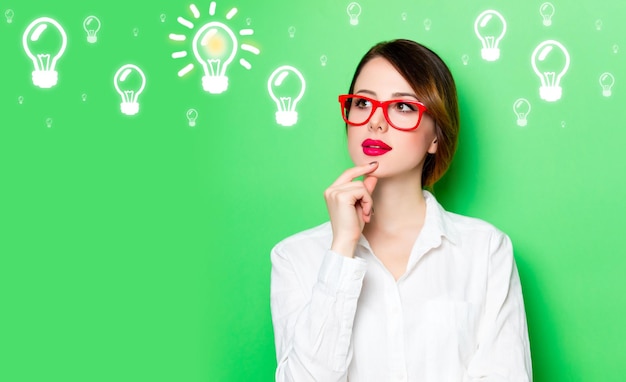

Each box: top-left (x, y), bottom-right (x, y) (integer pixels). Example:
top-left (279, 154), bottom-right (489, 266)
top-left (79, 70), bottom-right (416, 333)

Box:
top-left (330, 161), bottom-right (379, 187)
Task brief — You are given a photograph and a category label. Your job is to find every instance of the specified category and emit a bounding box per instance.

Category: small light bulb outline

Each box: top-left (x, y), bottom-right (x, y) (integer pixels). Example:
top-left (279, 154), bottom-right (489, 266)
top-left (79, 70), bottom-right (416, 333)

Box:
top-left (22, 16), bottom-right (68, 89)
top-left (401, 12), bottom-right (407, 22)
top-left (513, 98), bottom-right (531, 127)
top-left (82, 93), bottom-right (87, 101)
top-left (461, 54), bottom-right (469, 66)
top-left (595, 19), bottom-right (603, 31)
top-left (531, 39), bottom-right (570, 102)
top-left (474, 9), bottom-right (507, 61)
top-left (320, 55), bottom-right (327, 66)
top-left (5, 9), bottom-right (14, 23)
top-left (186, 108), bottom-right (198, 126)
top-left (347, 2), bottom-right (362, 26)
top-left (169, 2), bottom-right (260, 94)
top-left (160, 14), bottom-right (167, 23)
top-left (83, 15), bottom-right (101, 43)
top-left (113, 64), bottom-right (146, 116)
top-left (288, 26), bottom-right (296, 38)
top-left (424, 18), bottom-right (432, 31)
top-left (18, 96), bottom-right (24, 104)
top-left (46, 118), bottom-right (53, 128)
top-left (612, 44), bottom-right (619, 54)
top-left (539, 2), bottom-right (555, 27)
top-left (599, 72), bottom-right (615, 97)
top-left (268, 65), bottom-right (306, 127)
top-left (133, 27), bottom-right (139, 37)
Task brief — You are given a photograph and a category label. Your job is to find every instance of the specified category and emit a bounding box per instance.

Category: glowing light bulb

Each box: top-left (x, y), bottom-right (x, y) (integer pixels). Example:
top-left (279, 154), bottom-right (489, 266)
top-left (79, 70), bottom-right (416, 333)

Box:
top-left (5, 9), bottom-right (14, 23)
top-left (186, 108), bottom-right (198, 126)
top-left (513, 98), bottom-right (531, 127)
top-left (288, 26), bottom-right (296, 38)
top-left (474, 10), bottom-right (507, 61)
top-left (22, 17), bottom-right (67, 88)
top-left (531, 40), bottom-right (570, 102)
top-left (599, 72), bottom-right (615, 97)
top-left (268, 65), bottom-right (306, 127)
top-left (192, 21), bottom-right (237, 94)
top-left (113, 64), bottom-right (146, 115)
top-left (83, 16), bottom-right (101, 43)
top-left (347, 2), bottom-right (361, 26)
top-left (539, 2), bottom-right (555, 26)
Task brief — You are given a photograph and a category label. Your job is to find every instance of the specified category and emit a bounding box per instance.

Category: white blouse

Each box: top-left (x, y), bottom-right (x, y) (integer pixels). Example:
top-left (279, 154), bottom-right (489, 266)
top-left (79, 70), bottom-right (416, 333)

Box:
top-left (270, 191), bottom-right (532, 382)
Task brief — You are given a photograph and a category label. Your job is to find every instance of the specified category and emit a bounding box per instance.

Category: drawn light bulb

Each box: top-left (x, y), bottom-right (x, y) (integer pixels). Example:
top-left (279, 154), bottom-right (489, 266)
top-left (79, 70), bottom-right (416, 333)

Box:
top-left (5, 9), bottom-right (14, 23)
top-left (18, 96), bottom-right (24, 104)
top-left (192, 21), bottom-right (237, 94)
top-left (599, 72), bottom-right (615, 97)
top-left (320, 55), bottom-right (327, 66)
top-left (46, 118), bottom-right (53, 128)
top-left (424, 18), bottom-right (432, 31)
top-left (82, 93), bottom-right (87, 101)
top-left (83, 16), bottom-right (101, 43)
top-left (613, 44), bottom-right (619, 54)
top-left (595, 19), bottom-right (603, 31)
top-left (113, 64), bottom-right (146, 115)
top-left (347, 2), bottom-right (361, 26)
top-left (268, 66), bottom-right (306, 127)
top-left (461, 54), bottom-right (470, 66)
top-left (539, 3), bottom-right (555, 26)
top-left (474, 10), bottom-right (507, 61)
top-left (133, 27), bottom-right (139, 37)
top-left (513, 98), bottom-right (531, 127)
top-left (531, 40), bottom-right (570, 102)
top-left (288, 26), bottom-right (296, 38)
top-left (22, 17), bottom-right (67, 88)
top-left (186, 108), bottom-right (198, 126)
top-left (401, 12), bottom-right (407, 21)
top-left (160, 14), bottom-right (166, 23)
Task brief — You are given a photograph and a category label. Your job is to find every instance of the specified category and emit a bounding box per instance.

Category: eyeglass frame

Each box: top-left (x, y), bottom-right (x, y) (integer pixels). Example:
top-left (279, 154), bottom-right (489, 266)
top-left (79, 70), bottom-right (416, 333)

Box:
top-left (338, 94), bottom-right (428, 131)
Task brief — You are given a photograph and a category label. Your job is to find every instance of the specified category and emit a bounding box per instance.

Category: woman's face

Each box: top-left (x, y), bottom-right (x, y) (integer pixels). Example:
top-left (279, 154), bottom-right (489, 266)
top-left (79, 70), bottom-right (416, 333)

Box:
top-left (347, 56), bottom-right (438, 182)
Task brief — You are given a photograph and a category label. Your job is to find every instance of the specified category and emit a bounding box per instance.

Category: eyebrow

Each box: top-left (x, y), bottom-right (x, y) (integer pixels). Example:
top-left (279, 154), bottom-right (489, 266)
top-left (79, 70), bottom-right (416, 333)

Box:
top-left (354, 89), bottom-right (418, 99)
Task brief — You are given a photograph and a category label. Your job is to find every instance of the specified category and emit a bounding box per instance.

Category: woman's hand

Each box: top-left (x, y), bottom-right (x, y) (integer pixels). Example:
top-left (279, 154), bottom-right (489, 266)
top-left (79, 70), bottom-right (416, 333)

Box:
top-left (324, 162), bottom-right (379, 258)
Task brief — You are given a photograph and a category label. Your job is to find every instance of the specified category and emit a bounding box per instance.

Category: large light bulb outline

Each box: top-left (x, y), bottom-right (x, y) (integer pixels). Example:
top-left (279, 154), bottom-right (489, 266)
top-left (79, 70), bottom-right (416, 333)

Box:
top-left (113, 64), bottom-right (146, 116)
top-left (22, 17), bottom-right (67, 88)
top-left (347, 2), bottom-right (362, 26)
top-left (513, 98), bottom-right (531, 127)
top-left (192, 21), bottom-right (237, 94)
top-left (83, 16), bottom-right (101, 43)
top-left (531, 40), bottom-right (570, 102)
top-left (599, 72), bottom-right (615, 97)
top-left (474, 10), bottom-right (506, 61)
top-left (539, 3), bottom-right (555, 26)
top-left (268, 66), bottom-right (306, 127)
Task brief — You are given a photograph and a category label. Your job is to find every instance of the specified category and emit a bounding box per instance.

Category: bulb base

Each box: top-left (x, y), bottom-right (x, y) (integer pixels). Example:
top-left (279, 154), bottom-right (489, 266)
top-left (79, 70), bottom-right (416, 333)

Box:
top-left (480, 48), bottom-right (500, 61)
top-left (188, 121), bottom-right (196, 127)
top-left (32, 70), bottom-right (58, 88)
top-left (121, 102), bottom-right (139, 115)
top-left (202, 75), bottom-right (228, 94)
top-left (516, 119), bottom-right (528, 127)
top-left (87, 36), bottom-right (98, 43)
top-left (275, 111), bottom-right (298, 127)
top-left (602, 90), bottom-right (612, 97)
top-left (539, 86), bottom-right (562, 102)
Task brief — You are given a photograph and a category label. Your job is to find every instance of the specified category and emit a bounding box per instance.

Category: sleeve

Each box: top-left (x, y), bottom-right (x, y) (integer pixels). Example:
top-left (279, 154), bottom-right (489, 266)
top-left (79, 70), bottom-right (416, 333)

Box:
top-left (464, 232), bottom-right (533, 382)
top-left (270, 243), bottom-right (368, 382)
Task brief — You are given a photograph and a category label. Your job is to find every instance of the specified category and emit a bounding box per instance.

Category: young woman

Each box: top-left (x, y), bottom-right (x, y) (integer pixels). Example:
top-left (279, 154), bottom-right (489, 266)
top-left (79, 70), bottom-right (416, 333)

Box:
top-left (270, 39), bottom-right (532, 381)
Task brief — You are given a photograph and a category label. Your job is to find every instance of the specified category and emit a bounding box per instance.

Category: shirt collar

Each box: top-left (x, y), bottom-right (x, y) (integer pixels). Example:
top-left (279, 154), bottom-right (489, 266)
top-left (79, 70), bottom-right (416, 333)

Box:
top-left (422, 190), bottom-right (460, 246)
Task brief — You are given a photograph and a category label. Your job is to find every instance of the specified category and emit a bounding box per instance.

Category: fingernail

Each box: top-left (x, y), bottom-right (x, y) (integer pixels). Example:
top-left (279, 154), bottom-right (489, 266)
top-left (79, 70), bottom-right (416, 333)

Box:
top-left (369, 161), bottom-right (378, 166)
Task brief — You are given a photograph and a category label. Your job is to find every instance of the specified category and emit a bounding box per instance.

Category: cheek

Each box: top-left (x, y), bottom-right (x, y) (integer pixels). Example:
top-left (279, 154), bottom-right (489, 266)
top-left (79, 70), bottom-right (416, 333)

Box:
top-left (347, 127), bottom-right (365, 163)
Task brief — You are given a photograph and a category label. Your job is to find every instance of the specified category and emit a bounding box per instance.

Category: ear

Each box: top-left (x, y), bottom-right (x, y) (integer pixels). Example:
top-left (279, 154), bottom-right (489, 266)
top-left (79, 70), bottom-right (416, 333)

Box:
top-left (427, 137), bottom-right (438, 154)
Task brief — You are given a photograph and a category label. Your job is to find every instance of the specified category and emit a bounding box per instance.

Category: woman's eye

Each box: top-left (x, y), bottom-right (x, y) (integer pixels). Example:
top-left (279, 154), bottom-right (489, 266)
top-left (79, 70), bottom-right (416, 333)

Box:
top-left (354, 98), bottom-right (371, 108)
top-left (395, 102), bottom-right (417, 112)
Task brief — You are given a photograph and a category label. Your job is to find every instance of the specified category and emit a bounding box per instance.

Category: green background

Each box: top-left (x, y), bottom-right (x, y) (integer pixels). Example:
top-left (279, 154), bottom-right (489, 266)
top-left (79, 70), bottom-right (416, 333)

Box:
top-left (3, 0), bottom-right (626, 381)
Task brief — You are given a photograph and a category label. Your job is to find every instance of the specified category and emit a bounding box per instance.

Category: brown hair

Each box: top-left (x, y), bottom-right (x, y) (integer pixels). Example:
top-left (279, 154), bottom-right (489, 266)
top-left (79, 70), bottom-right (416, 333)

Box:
top-left (347, 39), bottom-right (460, 188)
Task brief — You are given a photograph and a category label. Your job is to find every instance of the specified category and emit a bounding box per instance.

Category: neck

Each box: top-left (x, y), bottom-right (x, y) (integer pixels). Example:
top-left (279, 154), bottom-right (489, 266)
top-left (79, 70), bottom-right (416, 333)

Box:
top-left (365, 171), bottom-right (427, 233)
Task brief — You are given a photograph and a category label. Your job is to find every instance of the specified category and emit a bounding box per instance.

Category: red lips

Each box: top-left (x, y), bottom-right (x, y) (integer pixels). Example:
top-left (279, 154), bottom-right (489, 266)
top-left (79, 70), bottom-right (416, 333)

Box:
top-left (362, 139), bottom-right (392, 156)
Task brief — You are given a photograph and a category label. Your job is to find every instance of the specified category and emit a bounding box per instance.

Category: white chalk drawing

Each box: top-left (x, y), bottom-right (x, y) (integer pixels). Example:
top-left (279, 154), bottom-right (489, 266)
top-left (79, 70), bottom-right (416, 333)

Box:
top-left (133, 27), bottom-right (139, 37)
top-left (474, 10), bottom-right (506, 61)
top-left (246, 18), bottom-right (251, 26)
top-left (23, 17), bottom-right (67, 88)
top-left (113, 64), bottom-right (146, 115)
top-left (320, 55), bottom-right (327, 66)
top-left (424, 18), bottom-right (432, 31)
top-left (461, 54), bottom-right (469, 66)
top-left (561, 121), bottom-right (566, 128)
top-left (513, 98), bottom-right (531, 127)
top-left (186, 108), bottom-right (198, 126)
top-left (531, 40), bottom-right (570, 102)
top-left (612, 44), bottom-right (619, 54)
top-left (347, 2), bottom-right (361, 26)
top-left (18, 96), bottom-right (24, 104)
top-left (83, 16), bottom-right (101, 43)
top-left (169, 2), bottom-right (260, 94)
top-left (5, 9), bottom-right (14, 23)
top-left (46, 118), bottom-right (53, 128)
top-left (160, 14), bottom-right (167, 23)
top-left (268, 66), bottom-right (306, 127)
top-left (82, 93), bottom-right (87, 102)
top-left (595, 19), bottom-right (603, 31)
top-left (401, 12), bottom-right (407, 22)
top-left (288, 26), bottom-right (295, 38)
top-left (539, 3), bottom-right (555, 26)
top-left (599, 72), bottom-right (615, 97)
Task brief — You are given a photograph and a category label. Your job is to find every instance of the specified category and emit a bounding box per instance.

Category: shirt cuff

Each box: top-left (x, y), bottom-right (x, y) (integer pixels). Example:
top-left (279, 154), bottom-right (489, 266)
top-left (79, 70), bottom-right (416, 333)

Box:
top-left (317, 250), bottom-right (368, 297)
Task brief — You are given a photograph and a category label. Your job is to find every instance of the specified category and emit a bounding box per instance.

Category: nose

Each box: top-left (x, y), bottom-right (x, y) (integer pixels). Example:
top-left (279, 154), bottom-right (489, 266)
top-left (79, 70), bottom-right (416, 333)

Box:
top-left (368, 105), bottom-right (389, 132)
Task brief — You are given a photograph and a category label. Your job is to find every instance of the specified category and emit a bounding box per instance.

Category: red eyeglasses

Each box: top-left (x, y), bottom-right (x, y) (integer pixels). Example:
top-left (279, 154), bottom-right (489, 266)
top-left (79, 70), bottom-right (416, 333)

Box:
top-left (338, 94), bottom-right (428, 131)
